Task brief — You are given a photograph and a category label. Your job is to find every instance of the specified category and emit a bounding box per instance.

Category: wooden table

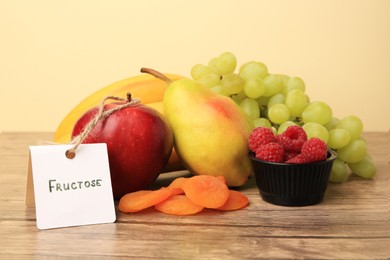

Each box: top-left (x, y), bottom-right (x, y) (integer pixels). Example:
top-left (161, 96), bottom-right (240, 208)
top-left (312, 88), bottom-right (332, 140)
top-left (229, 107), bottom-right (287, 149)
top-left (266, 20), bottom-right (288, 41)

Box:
top-left (1, 132), bottom-right (389, 259)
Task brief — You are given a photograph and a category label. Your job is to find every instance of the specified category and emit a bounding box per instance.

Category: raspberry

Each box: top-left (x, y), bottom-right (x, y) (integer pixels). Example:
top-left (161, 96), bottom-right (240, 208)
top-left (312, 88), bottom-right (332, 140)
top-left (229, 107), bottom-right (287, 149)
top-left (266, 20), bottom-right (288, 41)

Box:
top-left (255, 142), bottom-right (284, 163)
top-left (284, 151), bottom-right (300, 162)
top-left (277, 125), bottom-right (307, 153)
top-left (248, 127), bottom-right (276, 153)
top-left (285, 154), bottom-right (309, 164)
top-left (301, 137), bottom-right (328, 162)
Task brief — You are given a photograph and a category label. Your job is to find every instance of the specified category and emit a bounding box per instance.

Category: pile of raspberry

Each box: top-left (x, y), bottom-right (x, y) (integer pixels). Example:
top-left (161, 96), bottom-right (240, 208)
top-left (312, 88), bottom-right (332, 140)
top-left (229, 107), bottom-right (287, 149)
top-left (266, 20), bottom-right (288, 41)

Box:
top-left (248, 126), bottom-right (328, 164)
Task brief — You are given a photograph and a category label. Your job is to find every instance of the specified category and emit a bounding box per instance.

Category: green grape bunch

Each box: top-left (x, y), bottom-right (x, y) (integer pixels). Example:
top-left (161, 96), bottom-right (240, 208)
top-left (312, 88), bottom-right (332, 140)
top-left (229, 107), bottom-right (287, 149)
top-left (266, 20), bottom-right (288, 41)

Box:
top-left (190, 52), bottom-right (376, 182)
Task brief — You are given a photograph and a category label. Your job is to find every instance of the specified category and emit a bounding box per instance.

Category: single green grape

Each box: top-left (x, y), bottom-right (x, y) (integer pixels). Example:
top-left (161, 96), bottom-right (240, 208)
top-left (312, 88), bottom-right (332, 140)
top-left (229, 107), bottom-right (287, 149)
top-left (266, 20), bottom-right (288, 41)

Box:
top-left (305, 94), bottom-right (311, 104)
top-left (196, 73), bottom-right (221, 88)
top-left (239, 61), bottom-right (269, 81)
top-left (329, 158), bottom-right (350, 182)
top-left (337, 115), bottom-right (363, 140)
top-left (274, 74), bottom-right (290, 89)
top-left (285, 89), bottom-right (308, 117)
top-left (328, 128), bottom-right (351, 149)
top-left (191, 64), bottom-right (217, 80)
top-left (253, 117), bottom-right (272, 128)
top-left (302, 101), bottom-right (333, 125)
top-left (337, 139), bottom-right (367, 163)
top-left (208, 57), bottom-right (219, 71)
top-left (286, 77), bottom-right (305, 92)
top-left (324, 117), bottom-right (341, 131)
top-left (209, 85), bottom-right (229, 96)
top-left (262, 74), bottom-right (284, 97)
top-left (302, 122), bottom-right (329, 143)
top-left (348, 154), bottom-right (376, 179)
top-left (221, 73), bottom-right (244, 95)
top-left (239, 98), bottom-right (260, 120)
top-left (244, 77), bottom-right (266, 99)
top-left (267, 93), bottom-right (286, 108)
top-left (268, 103), bottom-right (290, 124)
top-left (231, 91), bottom-right (246, 104)
top-left (213, 52), bottom-right (237, 75)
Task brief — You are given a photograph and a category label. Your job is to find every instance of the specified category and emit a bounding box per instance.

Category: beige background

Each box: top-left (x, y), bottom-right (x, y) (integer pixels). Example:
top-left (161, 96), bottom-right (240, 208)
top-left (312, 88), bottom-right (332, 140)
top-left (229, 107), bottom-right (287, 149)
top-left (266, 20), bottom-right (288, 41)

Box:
top-left (1, 0), bottom-right (389, 133)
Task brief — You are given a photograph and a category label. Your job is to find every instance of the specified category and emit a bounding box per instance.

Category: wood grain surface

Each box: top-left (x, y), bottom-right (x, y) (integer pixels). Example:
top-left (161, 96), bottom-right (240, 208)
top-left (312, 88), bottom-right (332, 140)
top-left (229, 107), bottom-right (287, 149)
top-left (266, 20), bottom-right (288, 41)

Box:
top-left (1, 132), bottom-right (389, 259)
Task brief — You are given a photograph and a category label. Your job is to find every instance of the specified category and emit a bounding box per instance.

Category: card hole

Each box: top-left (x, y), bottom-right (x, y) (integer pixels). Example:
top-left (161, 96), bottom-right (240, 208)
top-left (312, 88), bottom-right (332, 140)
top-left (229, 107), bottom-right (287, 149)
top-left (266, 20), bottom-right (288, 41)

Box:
top-left (65, 150), bottom-right (76, 159)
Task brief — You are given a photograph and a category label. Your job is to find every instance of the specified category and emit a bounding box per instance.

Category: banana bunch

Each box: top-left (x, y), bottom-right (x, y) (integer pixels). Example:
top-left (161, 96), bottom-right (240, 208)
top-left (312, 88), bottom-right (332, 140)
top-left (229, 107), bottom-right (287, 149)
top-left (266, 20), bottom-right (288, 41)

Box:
top-left (53, 73), bottom-right (184, 172)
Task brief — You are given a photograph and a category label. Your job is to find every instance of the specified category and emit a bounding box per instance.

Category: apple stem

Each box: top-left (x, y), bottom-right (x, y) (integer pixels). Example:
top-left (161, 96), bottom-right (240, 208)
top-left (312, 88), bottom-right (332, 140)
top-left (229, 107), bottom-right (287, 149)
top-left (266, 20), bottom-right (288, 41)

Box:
top-left (140, 68), bottom-right (172, 83)
top-left (127, 93), bottom-right (132, 102)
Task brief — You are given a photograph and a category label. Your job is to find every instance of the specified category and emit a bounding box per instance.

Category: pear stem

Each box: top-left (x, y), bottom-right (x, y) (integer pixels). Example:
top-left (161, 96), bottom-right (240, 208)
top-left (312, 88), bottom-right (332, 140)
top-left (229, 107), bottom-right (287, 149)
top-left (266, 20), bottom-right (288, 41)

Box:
top-left (140, 67), bottom-right (172, 83)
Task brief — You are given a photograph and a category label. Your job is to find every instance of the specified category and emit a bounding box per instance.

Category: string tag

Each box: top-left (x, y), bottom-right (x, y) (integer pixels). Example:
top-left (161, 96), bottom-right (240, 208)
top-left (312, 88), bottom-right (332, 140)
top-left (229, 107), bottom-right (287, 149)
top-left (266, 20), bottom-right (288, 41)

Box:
top-left (26, 143), bottom-right (116, 230)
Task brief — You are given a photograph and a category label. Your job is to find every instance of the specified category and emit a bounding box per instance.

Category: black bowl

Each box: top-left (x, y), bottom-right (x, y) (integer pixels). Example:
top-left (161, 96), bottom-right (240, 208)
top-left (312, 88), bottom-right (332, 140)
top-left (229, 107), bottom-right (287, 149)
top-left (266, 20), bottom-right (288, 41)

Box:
top-left (250, 150), bottom-right (337, 206)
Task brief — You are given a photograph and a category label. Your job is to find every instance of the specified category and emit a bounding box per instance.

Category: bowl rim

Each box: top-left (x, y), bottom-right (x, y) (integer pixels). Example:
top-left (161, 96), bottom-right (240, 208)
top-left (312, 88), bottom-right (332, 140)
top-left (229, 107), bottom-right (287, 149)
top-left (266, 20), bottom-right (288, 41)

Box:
top-left (249, 149), bottom-right (337, 166)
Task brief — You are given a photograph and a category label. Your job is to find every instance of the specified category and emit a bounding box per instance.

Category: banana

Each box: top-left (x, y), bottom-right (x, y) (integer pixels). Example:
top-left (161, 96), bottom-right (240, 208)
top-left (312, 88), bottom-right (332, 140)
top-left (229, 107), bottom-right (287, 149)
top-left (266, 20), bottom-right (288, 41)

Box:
top-left (53, 73), bottom-right (185, 173)
top-left (54, 73), bottom-right (183, 143)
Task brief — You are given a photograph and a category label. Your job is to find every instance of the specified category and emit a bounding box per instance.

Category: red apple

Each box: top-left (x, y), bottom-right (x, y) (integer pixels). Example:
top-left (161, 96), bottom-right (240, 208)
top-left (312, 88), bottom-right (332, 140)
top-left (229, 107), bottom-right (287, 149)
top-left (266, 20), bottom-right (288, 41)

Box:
top-left (71, 97), bottom-right (173, 199)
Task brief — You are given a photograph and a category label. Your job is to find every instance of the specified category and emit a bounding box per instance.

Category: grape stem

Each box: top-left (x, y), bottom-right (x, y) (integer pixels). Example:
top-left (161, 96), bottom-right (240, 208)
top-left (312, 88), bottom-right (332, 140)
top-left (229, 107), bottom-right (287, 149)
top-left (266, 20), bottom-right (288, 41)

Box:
top-left (140, 68), bottom-right (172, 84)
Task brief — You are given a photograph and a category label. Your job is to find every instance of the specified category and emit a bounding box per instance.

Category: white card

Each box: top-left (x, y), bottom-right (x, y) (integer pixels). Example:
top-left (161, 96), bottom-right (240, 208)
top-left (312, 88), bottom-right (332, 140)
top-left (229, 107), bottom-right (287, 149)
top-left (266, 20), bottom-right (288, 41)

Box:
top-left (27, 143), bottom-right (116, 230)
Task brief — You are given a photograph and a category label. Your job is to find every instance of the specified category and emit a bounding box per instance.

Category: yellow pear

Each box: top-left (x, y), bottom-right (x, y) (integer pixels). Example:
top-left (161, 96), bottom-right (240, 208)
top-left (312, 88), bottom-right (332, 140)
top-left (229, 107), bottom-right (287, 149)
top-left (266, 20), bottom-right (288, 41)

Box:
top-left (141, 68), bottom-right (254, 186)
